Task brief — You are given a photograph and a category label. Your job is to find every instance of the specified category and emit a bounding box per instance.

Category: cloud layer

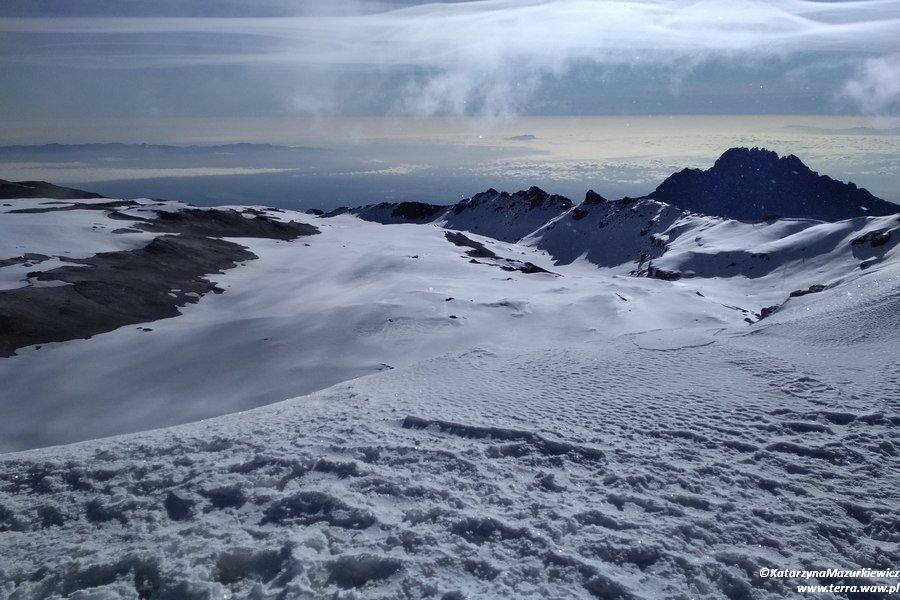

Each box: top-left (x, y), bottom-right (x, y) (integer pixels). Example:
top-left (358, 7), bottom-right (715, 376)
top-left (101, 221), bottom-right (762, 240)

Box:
top-left (2, 0), bottom-right (899, 116)
top-left (842, 54), bottom-right (900, 115)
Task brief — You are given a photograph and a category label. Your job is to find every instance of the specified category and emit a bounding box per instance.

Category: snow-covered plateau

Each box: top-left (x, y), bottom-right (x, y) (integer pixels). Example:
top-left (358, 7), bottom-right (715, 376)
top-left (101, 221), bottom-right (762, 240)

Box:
top-left (0, 154), bottom-right (899, 599)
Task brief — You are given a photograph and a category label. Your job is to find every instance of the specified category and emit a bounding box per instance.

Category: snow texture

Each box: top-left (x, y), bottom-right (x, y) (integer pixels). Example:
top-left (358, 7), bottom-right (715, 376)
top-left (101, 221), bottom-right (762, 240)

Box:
top-left (1, 186), bottom-right (899, 599)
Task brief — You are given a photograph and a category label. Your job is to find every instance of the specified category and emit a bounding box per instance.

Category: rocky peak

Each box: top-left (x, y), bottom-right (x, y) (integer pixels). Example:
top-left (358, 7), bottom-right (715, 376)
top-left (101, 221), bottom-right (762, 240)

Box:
top-left (583, 190), bottom-right (608, 206)
top-left (649, 147), bottom-right (897, 221)
top-left (458, 187), bottom-right (573, 213)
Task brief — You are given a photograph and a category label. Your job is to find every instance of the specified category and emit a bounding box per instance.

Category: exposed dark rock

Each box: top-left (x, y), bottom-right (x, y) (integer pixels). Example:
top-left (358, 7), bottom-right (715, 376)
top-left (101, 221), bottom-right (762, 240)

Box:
top-left (646, 264), bottom-right (681, 281)
top-left (0, 208), bottom-right (318, 357)
top-left (445, 231), bottom-right (497, 259)
top-left (137, 208), bottom-right (317, 240)
top-left (0, 236), bottom-right (251, 357)
top-left (445, 231), bottom-right (555, 275)
top-left (0, 179), bottom-right (104, 200)
top-left (789, 284), bottom-right (827, 298)
top-left (305, 208), bottom-right (325, 216)
top-left (583, 190), bottom-right (608, 206)
top-left (321, 206), bottom-right (352, 218)
top-left (391, 201), bottom-right (445, 221)
top-left (8, 200), bottom-right (139, 214)
top-left (454, 186), bottom-right (574, 214)
top-left (571, 208), bottom-right (590, 221)
top-left (0, 253), bottom-right (51, 269)
top-left (851, 230), bottom-right (891, 247)
top-left (649, 147), bottom-right (899, 221)
top-left (108, 209), bottom-right (150, 221)
top-left (516, 262), bottom-right (551, 275)
top-left (757, 304), bottom-right (781, 320)
top-left (860, 258), bottom-right (880, 270)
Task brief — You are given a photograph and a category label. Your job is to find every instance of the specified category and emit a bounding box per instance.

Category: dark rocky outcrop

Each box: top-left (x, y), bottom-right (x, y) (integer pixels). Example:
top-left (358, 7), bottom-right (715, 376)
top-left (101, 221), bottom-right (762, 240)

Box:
top-left (0, 179), bottom-right (105, 200)
top-left (444, 231), bottom-right (554, 275)
top-left (8, 200), bottom-right (138, 214)
top-left (789, 284), bottom-right (827, 298)
top-left (645, 264), bottom-right (681, 281)
top-left (453, 186), bottom-right (573, 215)
top-left (851, 229), bottom-right (891, 248)
top-left (137, 208), bottom-right (316, 240)
top-left (0, 207), bottom-right (318, 357)
top-left (445, 231), bottom-right (497, 259)
top-left (649, 147), bottom-right (899, 221)
top-left (583, 190), bottom-right (608, 206)
top-left (325, 186), bottom-right (574, 243)
top-left (391, 201), bottom-right (445, 221)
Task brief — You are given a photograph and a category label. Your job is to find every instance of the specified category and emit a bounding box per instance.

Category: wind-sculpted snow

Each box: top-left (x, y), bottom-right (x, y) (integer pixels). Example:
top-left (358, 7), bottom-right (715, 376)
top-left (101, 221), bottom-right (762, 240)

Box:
top-left (1, 274), bottom-right (898, 598)
top-left (1, 180), bottom-right (899, 598)
top-left (523, 196), bottom-right (683, 269)
top-left (525, 194), bottom-right (900, 310)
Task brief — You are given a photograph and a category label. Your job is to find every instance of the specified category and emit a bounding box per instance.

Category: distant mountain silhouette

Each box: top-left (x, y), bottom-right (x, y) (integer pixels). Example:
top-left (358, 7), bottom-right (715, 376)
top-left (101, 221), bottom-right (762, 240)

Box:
top-left (0, 179), bottom-right (104, 200)
top-left (649, 147), bottom-right (898, 221)
top-left (324, 186), bottom-right (574, 242)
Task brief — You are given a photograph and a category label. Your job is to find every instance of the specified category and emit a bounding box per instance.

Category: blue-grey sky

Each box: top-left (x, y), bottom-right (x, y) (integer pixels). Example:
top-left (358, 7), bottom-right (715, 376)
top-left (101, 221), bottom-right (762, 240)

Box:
top-left (1, 0), bottom-right (899, 127)
top-left (1, 1), bottom-right (898, 207)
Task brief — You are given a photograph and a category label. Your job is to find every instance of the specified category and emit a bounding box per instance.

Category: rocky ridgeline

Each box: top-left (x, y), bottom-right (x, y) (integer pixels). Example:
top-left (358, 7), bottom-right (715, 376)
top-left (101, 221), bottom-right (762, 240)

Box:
top-left (648, 147), bottom-right (897, 221)
top-left (322, 148), bottom-right (897, 232)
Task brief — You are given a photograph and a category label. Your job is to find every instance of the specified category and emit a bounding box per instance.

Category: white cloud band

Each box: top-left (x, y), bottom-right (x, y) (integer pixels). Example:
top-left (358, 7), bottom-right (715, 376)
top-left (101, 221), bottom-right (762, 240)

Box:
top-left (2, 0), bottom-right (898, 115)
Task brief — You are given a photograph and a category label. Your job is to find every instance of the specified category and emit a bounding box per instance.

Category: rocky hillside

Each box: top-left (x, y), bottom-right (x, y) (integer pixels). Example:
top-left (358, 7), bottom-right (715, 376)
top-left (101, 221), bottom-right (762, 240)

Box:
top-left (324, 186), bottom-right (574, 242)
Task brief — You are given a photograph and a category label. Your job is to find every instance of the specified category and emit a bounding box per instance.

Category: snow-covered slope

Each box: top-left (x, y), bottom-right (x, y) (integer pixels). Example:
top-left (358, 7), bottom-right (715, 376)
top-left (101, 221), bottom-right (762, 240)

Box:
top-left (524, 192), bottom-right (900, 321)
top-left (1, 171), bottom-right (899, 599)
top-left (440, 187), bottom-right (574, 242)
top-left (1, 250), bottom-right (898, 600)
top-left (2, 190), bottom-right (897, 451)
top-left (327, 186), bottom-right (574, 243)
top-left (1, 197), bottom-right (734, 452)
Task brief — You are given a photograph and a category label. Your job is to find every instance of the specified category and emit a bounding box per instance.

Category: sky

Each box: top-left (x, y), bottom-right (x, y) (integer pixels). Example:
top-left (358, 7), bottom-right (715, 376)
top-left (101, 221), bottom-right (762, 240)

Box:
top-left (0, 1), bottom-right (898, 206)
top-left (2, 0), bottom-right (899, 121)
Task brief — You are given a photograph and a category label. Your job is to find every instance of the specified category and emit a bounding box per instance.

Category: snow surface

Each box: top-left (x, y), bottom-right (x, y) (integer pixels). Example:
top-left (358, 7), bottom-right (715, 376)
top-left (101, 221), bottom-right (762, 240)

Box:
top-left (1, 194), bottom-right (899, 599)
top-left (0, 199), bottom-right (160, 292)
top-left (1, 205), bottom-right (745, 452)
top-left (340, 188), bottom-right (574, 243)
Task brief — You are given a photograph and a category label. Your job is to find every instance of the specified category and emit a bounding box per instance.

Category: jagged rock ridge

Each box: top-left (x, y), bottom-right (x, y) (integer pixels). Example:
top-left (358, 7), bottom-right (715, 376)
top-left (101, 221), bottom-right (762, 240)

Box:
top-left (649, 147), bottom-right (898, 221)
top-left (324, 186), bottom-right (574, 242)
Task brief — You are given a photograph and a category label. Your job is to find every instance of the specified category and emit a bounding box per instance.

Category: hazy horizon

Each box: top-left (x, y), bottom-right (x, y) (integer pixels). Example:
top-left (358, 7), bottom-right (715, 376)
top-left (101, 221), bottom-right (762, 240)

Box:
top-left (2, 115), bottom-right (898, 209)
top-left (2, 1), bottom-right (898, 208)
